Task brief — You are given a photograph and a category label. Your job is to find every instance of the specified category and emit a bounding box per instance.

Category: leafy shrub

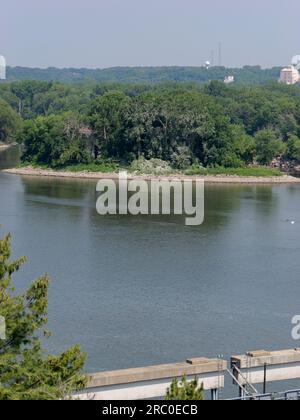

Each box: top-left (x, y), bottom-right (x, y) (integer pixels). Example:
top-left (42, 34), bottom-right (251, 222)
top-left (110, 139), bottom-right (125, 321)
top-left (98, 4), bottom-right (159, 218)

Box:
top-left (170, 146), bottom-right (194, 170)
top-left (286, 134), bottom-right (300, 162)
top-left (130, 157), bottom-right (173, 175)
top-left (165, 376), bottom-right (204, 401)
top-left (255, 129), bottom-right (286, 165)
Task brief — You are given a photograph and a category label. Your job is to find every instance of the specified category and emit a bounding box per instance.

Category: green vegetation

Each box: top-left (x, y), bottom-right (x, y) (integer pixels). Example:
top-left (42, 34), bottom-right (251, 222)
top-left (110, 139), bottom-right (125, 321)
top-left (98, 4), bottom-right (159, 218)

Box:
top-left (255, 129), bottom-right (286, 165)
top-left (185, 166), bottom-right (283, 177)
top-left (0, 233), bottom-right (86, 400)
top-left (1, 79), bottom-right (300, 176)
top-left (165, 376), bottom-right (205, 400)
top-left (0, 99), bottom-right (21, 144)
top-left (7, 65), bottom-right (282, 85)
top-left (286, 134), bottom-right (300, 162)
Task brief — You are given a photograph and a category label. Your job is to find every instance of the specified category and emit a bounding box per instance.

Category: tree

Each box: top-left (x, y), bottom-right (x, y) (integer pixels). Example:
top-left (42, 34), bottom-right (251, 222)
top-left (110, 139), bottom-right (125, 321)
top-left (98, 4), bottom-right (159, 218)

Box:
top-left (0, 99), bottom-right (22, 144)
top-left (286, 134), bottom-right (300, 162)
top-left (6, 79), bottom-right (300, 171)
top-left (0, 233), bottom-right (86, 400)
top-left (255, 129), bottom-right (285, 165)
top-left (204, 80), bottom-right (229, 97)
top-left (165, 376), bottom-right (205, 400)
top-left (231, 124), bottom-right (256, 164)
top-left (10, 81), bottom-right (53, 119)
top-left (89, 91), bottom-right (131, 159)
top-left (21, 113), bottom-right (91, 167)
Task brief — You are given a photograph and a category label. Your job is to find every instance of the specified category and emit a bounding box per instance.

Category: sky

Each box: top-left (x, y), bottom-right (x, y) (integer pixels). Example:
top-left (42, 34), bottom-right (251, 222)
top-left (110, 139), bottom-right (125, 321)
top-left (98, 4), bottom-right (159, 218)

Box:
top-left (1, 0), bottom-right (300, 69)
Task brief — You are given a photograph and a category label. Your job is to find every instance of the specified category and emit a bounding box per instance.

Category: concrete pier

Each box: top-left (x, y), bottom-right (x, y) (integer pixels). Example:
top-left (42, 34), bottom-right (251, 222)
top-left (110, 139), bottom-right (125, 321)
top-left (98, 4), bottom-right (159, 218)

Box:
top-left (74, 348), bottom-right (300, 400)
top-left (76, 357), bottom-right (227, 400)
top-left (231, 348), bottom-right (300, 386)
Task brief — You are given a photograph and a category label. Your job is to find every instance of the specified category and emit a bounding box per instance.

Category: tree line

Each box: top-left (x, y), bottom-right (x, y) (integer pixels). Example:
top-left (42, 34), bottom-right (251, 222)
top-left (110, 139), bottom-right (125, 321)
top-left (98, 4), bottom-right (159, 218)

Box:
top-left (1, 80), bottom-right (300, 170)
top-left (6, 65), bottom-right (282, 85)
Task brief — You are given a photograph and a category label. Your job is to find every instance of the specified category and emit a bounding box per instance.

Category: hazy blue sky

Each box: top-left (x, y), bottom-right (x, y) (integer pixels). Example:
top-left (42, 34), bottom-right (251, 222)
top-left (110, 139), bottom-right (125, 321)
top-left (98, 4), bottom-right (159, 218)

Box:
top-left (1, 0), bottom-right (299, 68)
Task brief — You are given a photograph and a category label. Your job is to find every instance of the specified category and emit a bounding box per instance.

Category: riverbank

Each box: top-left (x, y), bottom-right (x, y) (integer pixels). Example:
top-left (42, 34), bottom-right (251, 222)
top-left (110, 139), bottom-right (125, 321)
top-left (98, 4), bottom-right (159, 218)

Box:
top-left (0, 144), bottom-right (13, 151)
top-left (2, 166), bottom-right (300, 183)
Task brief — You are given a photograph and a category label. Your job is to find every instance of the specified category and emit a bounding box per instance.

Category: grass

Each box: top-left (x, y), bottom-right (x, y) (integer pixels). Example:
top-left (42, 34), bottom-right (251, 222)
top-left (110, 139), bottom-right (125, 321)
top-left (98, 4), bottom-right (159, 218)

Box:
top-left (19, 161), bottom-right (284, 177)
top-left (19, 161), bottom-right (121, 173)
top-left (184, 166), bottom-right (284, 177)
top-left (19, 162), bottom-right (49, 169)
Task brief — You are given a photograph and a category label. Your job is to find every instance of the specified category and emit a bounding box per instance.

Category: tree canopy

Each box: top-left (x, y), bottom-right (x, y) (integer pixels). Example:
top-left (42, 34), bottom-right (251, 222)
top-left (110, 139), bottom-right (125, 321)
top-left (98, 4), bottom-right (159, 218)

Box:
top-left (1, 79), bottom-right (300, 170)
top-left (6, 65), bottom-right (283, 85)
top-left (0, 99), bottom-right (21, 144)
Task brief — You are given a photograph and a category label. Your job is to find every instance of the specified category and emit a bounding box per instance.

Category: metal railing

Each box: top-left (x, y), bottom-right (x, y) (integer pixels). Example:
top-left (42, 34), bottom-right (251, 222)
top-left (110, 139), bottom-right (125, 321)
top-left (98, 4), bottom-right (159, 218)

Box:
top-left (228, 389), bottom-right (300, 401)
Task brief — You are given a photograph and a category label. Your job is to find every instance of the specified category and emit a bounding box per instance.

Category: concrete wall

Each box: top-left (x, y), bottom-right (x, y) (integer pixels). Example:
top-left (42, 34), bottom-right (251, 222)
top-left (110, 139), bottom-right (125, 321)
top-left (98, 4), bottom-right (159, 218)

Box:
top-left (231, 349), bottom-right (300, 386)
top-left (76, 357), bottom-right (227, 400)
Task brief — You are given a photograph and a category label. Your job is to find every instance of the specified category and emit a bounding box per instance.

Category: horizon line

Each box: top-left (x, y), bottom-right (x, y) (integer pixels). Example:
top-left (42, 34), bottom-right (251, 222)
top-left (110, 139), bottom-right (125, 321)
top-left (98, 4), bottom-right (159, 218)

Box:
top-left (6, 64), bottom-right (284, 71)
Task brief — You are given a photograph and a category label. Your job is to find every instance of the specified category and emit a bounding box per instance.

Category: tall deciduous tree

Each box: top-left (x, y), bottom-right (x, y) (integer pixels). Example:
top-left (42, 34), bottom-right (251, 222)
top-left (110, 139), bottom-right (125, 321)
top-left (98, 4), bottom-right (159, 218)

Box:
top-left (0, 99), bottom-right (22, 144)
top-left (286, 134), bottom-right (300, 162)
top-left (22, 113), bottom-right (91, 167)
top-left (255, 129), bottom-right (285, 165)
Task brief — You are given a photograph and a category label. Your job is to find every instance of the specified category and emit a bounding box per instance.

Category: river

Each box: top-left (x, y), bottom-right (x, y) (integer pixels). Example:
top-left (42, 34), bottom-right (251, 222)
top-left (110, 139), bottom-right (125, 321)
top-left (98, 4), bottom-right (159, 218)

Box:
top-left (1, 146), bottom-right (300, 395)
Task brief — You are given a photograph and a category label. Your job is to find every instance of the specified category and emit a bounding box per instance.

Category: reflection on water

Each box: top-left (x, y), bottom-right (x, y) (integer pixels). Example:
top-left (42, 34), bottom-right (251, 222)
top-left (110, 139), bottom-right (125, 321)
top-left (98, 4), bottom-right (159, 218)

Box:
top-left (0, 145), bottom-right (21, 170)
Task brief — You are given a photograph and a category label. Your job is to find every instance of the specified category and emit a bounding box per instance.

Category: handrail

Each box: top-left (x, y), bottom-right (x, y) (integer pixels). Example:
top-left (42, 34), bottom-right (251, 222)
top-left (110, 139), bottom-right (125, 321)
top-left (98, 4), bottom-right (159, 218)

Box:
top-left (231, 364), bottom-right (258, 395)
top-left (225, 369), bottom-right (251, 397)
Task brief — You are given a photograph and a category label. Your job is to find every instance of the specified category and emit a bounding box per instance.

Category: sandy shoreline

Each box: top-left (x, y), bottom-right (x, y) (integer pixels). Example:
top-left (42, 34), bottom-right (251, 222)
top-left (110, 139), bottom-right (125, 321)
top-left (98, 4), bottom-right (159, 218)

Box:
top-left (0, 144), bottom-right (12, 151)
top-left (2, 166), bottom-right (300, 184)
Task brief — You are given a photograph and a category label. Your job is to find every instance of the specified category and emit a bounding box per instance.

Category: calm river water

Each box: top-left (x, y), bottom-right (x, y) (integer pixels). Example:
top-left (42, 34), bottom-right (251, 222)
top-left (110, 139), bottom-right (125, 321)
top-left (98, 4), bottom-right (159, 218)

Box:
top-left (1, 147), bottom-right (300, 394)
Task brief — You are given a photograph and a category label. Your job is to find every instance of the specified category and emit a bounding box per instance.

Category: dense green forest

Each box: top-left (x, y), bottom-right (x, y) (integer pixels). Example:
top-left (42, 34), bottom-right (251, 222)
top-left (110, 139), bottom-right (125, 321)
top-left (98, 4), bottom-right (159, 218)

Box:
top-left (1, 79), bottom-right (300, 174)
top-left (6, 66), bottom-right (282, 85)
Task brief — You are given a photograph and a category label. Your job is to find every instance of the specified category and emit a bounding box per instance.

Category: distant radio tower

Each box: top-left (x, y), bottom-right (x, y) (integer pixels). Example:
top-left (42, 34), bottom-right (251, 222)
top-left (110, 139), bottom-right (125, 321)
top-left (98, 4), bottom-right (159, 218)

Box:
top-left (211, 50), bottom-right (215, 66)
top-left (218, 42), bottom-right (222, 67)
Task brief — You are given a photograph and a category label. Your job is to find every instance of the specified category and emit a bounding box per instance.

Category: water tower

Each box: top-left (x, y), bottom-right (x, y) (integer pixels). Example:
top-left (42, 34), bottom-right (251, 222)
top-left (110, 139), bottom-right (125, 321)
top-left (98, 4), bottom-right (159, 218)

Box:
top-left (292, 55), bottom-right (300, 70)
top-left (0, 55), bottom-right (6, 80)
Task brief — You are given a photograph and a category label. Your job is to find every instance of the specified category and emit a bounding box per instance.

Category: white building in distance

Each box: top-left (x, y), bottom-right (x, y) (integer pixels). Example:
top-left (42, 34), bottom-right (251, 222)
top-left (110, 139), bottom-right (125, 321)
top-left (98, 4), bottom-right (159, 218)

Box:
top-left (280, 65), bottom-right (299, 85)
top-left (0, 55), bottom-right (6, 80)
top-left (224, 75), bottom-right (234, 84)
